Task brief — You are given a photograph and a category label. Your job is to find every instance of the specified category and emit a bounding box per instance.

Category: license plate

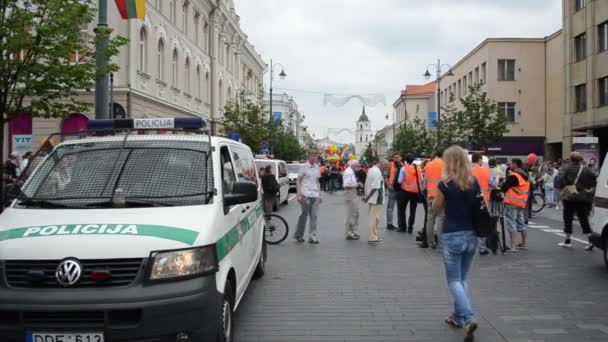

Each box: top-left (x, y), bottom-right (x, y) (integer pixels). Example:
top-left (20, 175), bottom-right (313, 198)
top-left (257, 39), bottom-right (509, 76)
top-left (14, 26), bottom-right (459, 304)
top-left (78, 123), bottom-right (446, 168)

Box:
top-left (26, 333), bottom-right (104, 342)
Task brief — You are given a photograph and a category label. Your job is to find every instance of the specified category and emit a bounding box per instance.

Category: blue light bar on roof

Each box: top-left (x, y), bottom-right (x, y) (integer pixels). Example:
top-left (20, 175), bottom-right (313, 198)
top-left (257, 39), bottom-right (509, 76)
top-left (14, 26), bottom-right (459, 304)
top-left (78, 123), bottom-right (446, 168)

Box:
top-left (87, 117), bottom-right (207, 131)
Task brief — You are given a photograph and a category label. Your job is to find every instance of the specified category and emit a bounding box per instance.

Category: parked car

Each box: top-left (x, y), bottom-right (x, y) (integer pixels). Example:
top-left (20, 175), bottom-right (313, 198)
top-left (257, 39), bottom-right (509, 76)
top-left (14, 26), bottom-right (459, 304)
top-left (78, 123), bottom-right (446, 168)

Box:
top-left (0, 118), bottom-right (266, 342)
top-left (591, 153), bottom-right (608, 271)
top-left (255, 159), bottom-right (289, 210)
top-left (287, 163), bottom-right (303, 192)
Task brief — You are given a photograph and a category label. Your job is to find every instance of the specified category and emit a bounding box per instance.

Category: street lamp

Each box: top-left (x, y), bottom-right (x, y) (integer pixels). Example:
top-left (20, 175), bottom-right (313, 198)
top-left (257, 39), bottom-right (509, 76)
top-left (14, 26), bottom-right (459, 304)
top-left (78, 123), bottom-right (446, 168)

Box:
top-left (268, 59), bottom-right (286, 154)
top-left (424, 59), bottom-right (453, 142)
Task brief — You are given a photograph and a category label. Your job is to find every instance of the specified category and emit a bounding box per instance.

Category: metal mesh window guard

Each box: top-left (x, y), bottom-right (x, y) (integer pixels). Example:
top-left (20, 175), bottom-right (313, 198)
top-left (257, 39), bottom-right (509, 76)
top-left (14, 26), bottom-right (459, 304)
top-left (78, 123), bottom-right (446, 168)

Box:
top-left (17, 130), bottom-right (213, 209)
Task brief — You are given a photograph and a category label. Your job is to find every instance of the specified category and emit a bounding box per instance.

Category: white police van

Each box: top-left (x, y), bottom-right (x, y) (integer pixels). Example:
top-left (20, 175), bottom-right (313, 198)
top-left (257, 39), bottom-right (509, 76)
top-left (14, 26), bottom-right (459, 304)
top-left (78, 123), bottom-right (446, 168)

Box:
top-left (0, 118), bottom-right (266, 342)
top-left (591, 153), bottom-right (608, 271)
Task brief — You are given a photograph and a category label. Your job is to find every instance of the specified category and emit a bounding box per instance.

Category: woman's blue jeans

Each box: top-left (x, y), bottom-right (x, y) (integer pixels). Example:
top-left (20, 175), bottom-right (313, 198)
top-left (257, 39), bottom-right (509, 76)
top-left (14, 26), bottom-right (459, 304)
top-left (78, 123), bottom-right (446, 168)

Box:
top-left (442, 230), bottom-right (478, 325)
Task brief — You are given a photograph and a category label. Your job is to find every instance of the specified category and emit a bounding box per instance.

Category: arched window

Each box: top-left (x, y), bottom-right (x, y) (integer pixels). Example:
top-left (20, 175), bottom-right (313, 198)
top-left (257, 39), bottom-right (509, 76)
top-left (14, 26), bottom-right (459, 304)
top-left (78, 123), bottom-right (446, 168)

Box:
top-left (227, 86), bottom-right (232, 101)
top-left (170, 0), bottom-right (176, 23)
top-left (184, 57), bottom-right (191, 93)
top-left (196, 65), bottom-right (201, 99)
top-left (172, 49), bottom-right (178, 88)
top-left (182, 2), bottom-right (188, 34)
top-left (138, 27), bottom-right (147, 73)
top-left (360, 136), bottom-right (362, 142)
top-left (219, 80), bottom-right (224, 108)
top-left (203, 22), bottom-right (209, 52)
top-left (157, 40), bottom-right (165, 81)
top-left (360, 124), bottom-right (362, 130)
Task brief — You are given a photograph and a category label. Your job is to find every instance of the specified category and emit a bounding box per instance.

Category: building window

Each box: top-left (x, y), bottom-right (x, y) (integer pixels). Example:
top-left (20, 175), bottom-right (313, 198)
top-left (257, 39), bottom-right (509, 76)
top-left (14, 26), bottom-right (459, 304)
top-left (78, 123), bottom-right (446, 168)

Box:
top-left (599, 77), bottom-right (608, 107)
top-left (184, 57), bottom-right (190, 94)
top-left (182, 2), bottom-right (189, 34)
top-left (170, 0), bottom-right (176, 23)
top-left (463, 76), bottom-right (467, 95)
top-left (575, 33), bottom-right (587, 62)
top-left (194, 13), bottom-right (200, 45)
top-left (157, 39), bottom-right (165, 81)
top-left (205, 71), bottom-right (210, 102)
top-left (219, 80), bottom-right (224, 108)
top-left (481, 62), bottom-right (487, 84)
top-left (172, 49), bottom-right (178, 88)
top-left (457, 80), bottom-right (462, 98)
top-left (475, 67), bottom-right (479, 84)
top-left (575, 83), bottom-right (587, 112)
top-left (498, 59), bottom-right (515, 81)
top-left (599, 21), bottom-right (608, 52)
top-left (138, 27), bottom-right (147, 73)
top-left (498, 102), bottom-right (516, 123)
top-left (468, 71), bottom-right (473, 86)
top-left (575, 0), bottom-right (586, 11)
top-left (196, 65), bottom-right (201, 99)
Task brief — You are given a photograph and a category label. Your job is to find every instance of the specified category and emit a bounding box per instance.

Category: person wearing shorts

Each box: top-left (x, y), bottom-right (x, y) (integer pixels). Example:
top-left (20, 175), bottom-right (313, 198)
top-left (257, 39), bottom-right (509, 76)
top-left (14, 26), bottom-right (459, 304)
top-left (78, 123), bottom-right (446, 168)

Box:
top-left (501, 158), bottom-right (530, 252)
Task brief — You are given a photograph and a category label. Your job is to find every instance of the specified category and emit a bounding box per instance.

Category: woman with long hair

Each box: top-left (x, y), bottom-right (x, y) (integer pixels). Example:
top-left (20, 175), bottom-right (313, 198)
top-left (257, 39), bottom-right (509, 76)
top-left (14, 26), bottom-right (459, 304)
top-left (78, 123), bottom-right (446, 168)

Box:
top-left (432, 146), bottom-right (479, 342)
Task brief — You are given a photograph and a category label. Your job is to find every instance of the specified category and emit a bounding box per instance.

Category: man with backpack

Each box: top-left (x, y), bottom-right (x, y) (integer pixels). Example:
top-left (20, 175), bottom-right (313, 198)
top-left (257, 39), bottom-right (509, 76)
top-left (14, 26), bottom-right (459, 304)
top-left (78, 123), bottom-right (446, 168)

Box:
top-left (558, 152), bottom-right (597, 250)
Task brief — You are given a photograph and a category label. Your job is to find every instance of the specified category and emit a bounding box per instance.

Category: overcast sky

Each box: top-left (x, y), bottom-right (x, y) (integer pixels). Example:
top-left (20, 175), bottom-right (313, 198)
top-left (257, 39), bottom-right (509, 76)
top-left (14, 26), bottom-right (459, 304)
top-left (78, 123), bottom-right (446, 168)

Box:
top-left (235, 0), bottom-right (562, 143)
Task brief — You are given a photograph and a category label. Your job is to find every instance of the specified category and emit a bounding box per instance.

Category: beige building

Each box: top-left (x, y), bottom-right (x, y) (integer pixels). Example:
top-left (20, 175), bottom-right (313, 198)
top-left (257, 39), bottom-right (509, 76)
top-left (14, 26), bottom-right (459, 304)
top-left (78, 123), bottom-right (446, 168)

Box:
top-left (7, 0), bottom-right (265, 156)
top-left (393, 82), bottom-right (436, 126)
top-left (432, 32), bottom-right (564, 160)
top-left (563, 0), bottom-right (608, 162)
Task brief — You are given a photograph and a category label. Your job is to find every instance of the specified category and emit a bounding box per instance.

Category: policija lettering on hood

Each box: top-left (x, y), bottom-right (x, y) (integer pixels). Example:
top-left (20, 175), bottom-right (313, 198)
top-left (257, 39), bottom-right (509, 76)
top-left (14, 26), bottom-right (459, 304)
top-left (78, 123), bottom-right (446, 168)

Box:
top-left (22, 224), bottom-right (139, 237)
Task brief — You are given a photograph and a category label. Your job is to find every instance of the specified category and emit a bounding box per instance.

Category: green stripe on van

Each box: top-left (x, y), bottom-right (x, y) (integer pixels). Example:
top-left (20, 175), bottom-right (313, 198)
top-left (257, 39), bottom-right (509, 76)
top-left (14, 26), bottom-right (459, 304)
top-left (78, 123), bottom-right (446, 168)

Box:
top-left (216, 202), bottom-right (263, 262)
top-left (0, 224), bottom-right (199, 245)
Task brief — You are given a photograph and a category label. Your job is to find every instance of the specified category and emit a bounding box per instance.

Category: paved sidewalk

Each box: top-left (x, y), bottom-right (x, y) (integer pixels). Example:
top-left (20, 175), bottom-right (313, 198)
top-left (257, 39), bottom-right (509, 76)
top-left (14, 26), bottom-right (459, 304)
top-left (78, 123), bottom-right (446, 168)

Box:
top-left (234, 193), bottom-right (608, 342)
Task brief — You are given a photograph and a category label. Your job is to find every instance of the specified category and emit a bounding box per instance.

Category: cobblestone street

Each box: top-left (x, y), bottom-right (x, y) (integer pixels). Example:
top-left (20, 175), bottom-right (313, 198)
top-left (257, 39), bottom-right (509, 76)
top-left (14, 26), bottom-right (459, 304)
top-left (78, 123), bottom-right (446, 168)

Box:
top-left (234, 193), bottom-right (608, 342)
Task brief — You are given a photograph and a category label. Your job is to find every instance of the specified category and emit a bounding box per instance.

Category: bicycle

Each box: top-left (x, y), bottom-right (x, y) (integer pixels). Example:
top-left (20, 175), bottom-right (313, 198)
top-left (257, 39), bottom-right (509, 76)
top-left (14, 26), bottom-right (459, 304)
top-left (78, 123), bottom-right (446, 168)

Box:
top-left (531, 191), bottom-right (546, 213)
top-left (264, 213), bottom-right (289, 244)
top-left (489, 189), bottom-right (507, 254)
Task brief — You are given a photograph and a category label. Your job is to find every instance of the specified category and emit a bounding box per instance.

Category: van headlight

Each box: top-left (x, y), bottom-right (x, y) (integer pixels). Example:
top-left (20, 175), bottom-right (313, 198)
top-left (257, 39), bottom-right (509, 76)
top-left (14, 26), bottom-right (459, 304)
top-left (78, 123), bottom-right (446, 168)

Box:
top-left (149, 246), bottom-right (217, 280)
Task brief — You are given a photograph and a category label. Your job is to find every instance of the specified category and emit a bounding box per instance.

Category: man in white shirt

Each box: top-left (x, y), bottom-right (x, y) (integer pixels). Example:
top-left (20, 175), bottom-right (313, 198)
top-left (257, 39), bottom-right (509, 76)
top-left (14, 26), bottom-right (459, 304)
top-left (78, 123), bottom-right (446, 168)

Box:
top-left (295, 150), bottom-right (322, 244)
top-left (342, 160), bottom-right (360, 240)
top-left (364, 159), bottom-right (390, 243)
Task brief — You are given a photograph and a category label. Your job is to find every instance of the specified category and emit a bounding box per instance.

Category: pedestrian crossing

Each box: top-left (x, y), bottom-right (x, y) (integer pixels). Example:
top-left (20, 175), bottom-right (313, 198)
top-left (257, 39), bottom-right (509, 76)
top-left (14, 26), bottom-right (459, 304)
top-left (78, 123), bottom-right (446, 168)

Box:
top-left (527, 221), bottom-right (588, 245)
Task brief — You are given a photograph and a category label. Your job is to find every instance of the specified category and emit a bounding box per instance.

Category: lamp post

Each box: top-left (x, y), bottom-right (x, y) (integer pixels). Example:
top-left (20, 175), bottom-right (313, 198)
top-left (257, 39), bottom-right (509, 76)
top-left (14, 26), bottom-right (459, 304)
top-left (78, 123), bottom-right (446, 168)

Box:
top-left (385, 111), bottom-right (396, 151)
top-left (268, 59), bottom-right (286, 154)
top-left (423, 59), bottom-right (454, 143)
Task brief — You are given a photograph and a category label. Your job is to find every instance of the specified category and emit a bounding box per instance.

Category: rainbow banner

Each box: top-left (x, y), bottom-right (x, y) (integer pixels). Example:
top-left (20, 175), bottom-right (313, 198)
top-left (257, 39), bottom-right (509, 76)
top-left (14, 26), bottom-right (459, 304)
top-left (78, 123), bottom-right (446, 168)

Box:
top-left (115, 0), bottom-right (146, 20)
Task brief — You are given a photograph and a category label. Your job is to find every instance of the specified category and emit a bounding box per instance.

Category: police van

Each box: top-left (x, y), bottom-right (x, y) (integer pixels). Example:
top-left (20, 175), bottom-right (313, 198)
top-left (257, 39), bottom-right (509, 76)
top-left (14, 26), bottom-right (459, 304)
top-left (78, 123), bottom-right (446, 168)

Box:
top-left (591, 153), bottom-right (608, 271)
top-left (0, 118), bottom-right (266, 342)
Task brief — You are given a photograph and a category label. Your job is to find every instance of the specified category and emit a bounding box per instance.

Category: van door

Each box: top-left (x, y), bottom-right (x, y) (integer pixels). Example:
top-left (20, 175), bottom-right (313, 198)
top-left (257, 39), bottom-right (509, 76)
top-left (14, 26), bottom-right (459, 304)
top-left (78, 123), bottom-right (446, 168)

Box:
top-left (230, 145), bottom-right (262, 280)
top-left (278, 162), bottom-right (289, 204)
top-left (219, 145), bottom-right (248, 298)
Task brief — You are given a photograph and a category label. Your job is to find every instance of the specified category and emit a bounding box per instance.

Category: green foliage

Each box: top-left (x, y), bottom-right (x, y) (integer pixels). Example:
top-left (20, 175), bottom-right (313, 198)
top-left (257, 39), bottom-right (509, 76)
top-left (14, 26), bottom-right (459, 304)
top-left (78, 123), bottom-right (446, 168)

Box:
top-left (393, 117), bottom-right (435, 158)
top-left (0, 0), bottom-right (127, 122)
top-left (272, 126), bottom-right (304, 162)
top-left (362, 142), bottom-right (378, 163)
top-left (223, 91), bottom-right (269, 152)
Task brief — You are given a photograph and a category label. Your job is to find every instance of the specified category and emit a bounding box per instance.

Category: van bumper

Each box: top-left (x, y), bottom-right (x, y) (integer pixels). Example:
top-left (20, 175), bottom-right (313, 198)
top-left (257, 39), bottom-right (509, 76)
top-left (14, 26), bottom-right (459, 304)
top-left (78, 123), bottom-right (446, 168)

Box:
top-left (0, 273), bottom-right (222, 342)
top-left (590, 232), bottom-right (605, 250)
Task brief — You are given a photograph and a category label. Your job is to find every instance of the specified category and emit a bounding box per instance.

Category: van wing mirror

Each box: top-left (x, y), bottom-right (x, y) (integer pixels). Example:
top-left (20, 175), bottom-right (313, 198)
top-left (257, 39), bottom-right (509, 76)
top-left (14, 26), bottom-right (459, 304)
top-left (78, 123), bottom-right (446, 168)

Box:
top-left (224, 181), bottom-right (258, 206)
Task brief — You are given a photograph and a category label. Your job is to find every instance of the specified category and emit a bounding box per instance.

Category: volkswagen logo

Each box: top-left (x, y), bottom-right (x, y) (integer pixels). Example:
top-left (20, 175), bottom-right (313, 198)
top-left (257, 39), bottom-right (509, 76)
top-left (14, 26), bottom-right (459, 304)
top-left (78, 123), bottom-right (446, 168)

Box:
top-left (55, 258), bottom-right (82, 287)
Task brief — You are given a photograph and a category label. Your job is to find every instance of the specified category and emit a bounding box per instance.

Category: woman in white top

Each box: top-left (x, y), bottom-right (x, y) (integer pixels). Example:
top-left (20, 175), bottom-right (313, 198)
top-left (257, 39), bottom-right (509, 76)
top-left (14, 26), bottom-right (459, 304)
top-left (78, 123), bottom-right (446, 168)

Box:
top-left (541, 165), bottom-right (558, 208)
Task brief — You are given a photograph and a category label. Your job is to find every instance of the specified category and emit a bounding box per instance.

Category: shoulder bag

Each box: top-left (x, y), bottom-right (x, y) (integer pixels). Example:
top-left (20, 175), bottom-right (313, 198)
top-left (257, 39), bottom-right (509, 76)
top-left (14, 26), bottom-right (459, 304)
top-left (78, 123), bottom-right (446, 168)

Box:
top-left (468, 179), bottom-right (494, 238)
top-left (560, 166), bottom-right (583, 201)
top-left (414, 164), bottom-right (427, 203)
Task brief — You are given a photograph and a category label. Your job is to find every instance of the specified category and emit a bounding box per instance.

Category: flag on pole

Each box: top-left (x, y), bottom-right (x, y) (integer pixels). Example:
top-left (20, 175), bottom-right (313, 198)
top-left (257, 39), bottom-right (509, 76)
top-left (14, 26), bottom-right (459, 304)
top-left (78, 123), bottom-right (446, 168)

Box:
top-left (115, 0), bottom-right (146, 20)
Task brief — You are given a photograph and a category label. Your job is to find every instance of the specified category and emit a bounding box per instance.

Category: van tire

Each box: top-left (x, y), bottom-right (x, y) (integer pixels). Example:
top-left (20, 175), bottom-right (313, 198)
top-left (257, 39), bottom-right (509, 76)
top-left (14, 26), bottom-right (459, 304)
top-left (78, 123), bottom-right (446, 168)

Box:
top-left (253, 238), bottom-right (266, 279)
top-left (217, 283), bottom-right (234, 342)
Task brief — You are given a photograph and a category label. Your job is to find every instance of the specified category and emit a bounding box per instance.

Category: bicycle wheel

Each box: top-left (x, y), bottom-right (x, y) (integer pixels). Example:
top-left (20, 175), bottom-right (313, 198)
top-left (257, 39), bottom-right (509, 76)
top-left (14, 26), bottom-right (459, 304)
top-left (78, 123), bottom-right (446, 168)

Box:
top-left (532, 192), bottom-right (545, 213)
top-left (264, 214), bottom-right (289, 245)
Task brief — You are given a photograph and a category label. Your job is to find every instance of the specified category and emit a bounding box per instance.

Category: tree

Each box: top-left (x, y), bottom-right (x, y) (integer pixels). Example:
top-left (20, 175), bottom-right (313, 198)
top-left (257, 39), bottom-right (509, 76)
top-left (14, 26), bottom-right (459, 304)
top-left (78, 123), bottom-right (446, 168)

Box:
top-left (0, 0), bottom-right (126, 195)
top-left (439, 83), bottom-right (509, 150)
top-left (223, 91), bottom-right (269, 153)
top-left (272, 127), bottom-right (304, 162)
top-left (361, 142), bottom-right (378, 164)
top-left (393, 117), bottom-right (435, 158)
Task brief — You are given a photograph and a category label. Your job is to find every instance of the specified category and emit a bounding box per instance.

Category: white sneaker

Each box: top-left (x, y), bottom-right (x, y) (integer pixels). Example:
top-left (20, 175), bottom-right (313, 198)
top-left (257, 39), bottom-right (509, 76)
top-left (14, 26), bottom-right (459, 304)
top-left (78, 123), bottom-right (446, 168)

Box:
top-left (558, 240), bottom-right (572, 248)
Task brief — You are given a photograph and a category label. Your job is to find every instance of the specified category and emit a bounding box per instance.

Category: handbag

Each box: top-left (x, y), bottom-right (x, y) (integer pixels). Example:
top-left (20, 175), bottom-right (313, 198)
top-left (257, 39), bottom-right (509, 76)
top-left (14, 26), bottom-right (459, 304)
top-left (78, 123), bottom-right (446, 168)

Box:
top-left (469, 180), bottom-right (494, 238)
top-left (560, 166), bottom-right (583, 201)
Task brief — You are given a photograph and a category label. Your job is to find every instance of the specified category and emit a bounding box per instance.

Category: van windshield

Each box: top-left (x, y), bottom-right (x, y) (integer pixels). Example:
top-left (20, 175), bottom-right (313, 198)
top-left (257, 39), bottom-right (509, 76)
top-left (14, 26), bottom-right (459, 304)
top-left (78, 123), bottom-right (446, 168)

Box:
top-left (287, 164), bottom-right (301, 174)
top-left (18, 139), bottom-right (213, 209)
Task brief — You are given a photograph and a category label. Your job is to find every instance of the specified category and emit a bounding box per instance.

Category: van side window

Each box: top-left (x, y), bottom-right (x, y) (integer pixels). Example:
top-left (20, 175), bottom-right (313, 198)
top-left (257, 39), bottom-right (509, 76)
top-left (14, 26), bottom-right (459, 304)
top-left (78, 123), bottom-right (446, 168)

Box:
top-left (279, 163), bottom-right (288, 178)
top-left (220, 146), bottom-right (236, 194)
top-left (232, 146), bottom-right (258, 185)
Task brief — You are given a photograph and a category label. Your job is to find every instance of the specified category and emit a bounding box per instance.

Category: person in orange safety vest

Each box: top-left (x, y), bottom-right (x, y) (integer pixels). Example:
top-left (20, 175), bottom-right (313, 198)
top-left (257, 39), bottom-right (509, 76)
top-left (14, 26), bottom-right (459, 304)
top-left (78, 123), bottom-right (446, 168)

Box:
top-left (421, 148), bottom-right (445, 248)
top-left (397, 156), bottom-right (422, 233)
top-left (386, 154), bottom-right (403, 230)
top-left (471, 152), bottom-right (495, 255)
top-left (501, 158), bottom-right (530, 252)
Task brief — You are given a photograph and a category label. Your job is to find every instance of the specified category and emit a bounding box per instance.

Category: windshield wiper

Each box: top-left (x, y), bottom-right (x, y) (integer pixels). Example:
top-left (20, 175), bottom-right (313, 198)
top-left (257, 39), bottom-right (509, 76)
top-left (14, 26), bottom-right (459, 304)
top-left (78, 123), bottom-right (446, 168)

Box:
top-left (18, 199), bottom-right (76, 209)
top-left (84, 198), bottom-right (172, 208)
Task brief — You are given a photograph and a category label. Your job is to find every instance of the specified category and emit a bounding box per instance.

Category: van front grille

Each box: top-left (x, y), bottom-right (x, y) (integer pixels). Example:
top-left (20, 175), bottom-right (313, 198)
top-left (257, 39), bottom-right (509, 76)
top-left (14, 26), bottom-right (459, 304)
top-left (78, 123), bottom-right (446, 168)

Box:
top-left (5, 258), bottom-right (143, 288)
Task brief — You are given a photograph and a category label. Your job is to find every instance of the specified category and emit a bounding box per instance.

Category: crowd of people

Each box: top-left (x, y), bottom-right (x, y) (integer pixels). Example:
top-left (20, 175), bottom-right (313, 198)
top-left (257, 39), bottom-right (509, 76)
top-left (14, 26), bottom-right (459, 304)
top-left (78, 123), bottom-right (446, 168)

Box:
top-left (291, 147), bottom-right (599, 342)
top-left (3, 151), bottom-right (32, 184)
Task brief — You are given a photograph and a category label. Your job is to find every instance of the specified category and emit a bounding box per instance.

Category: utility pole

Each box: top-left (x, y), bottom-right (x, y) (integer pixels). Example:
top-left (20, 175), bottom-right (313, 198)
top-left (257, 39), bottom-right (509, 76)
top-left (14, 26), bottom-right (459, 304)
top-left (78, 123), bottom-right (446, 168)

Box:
top-left (209, 0), bottom-right (221, 134)
top-left (269, 59), bottom-right (273, 154)
top-left (94, 0), bottom-right (110, 119)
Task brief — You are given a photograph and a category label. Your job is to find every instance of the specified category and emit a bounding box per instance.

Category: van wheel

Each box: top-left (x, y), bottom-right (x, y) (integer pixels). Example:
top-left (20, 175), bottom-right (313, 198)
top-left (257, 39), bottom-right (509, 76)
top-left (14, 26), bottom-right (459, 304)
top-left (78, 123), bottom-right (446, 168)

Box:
top-left (253, 239), bottom-right (266, 279)
top-left (217, 283), bottom-right (233, 342)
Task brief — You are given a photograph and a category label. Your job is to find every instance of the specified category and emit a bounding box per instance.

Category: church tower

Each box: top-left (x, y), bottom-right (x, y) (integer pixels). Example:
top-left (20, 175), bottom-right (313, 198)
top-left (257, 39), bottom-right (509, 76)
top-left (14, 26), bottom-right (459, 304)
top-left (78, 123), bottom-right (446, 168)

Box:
top-left (355, 106), bottom-right (372, 155)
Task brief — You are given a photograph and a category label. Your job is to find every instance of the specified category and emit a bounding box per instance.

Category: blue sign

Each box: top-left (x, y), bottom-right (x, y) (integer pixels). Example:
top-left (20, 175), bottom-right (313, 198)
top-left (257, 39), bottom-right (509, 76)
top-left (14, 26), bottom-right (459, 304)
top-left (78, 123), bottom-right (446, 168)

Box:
top-left (228, 133), bottom-right (240, 142)
top-left (428, 112), bottom-right (437, 129)
top-left (273, 112), bottom-right (282, 123)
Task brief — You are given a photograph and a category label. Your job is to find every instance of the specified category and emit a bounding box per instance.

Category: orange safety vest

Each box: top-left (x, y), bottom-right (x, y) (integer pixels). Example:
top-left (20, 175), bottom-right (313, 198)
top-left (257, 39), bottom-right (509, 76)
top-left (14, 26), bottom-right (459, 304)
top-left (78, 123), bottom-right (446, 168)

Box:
top-left (504, 172), bottom-right (530, 208)
top-left (401, 164), bottom-right (422, 193)
top-left (424, 159), bottom-right (444, 199)
top-left (388, 161), bottom-right (403, 189)
top-left (471, 166), bottom-right (492, 201)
